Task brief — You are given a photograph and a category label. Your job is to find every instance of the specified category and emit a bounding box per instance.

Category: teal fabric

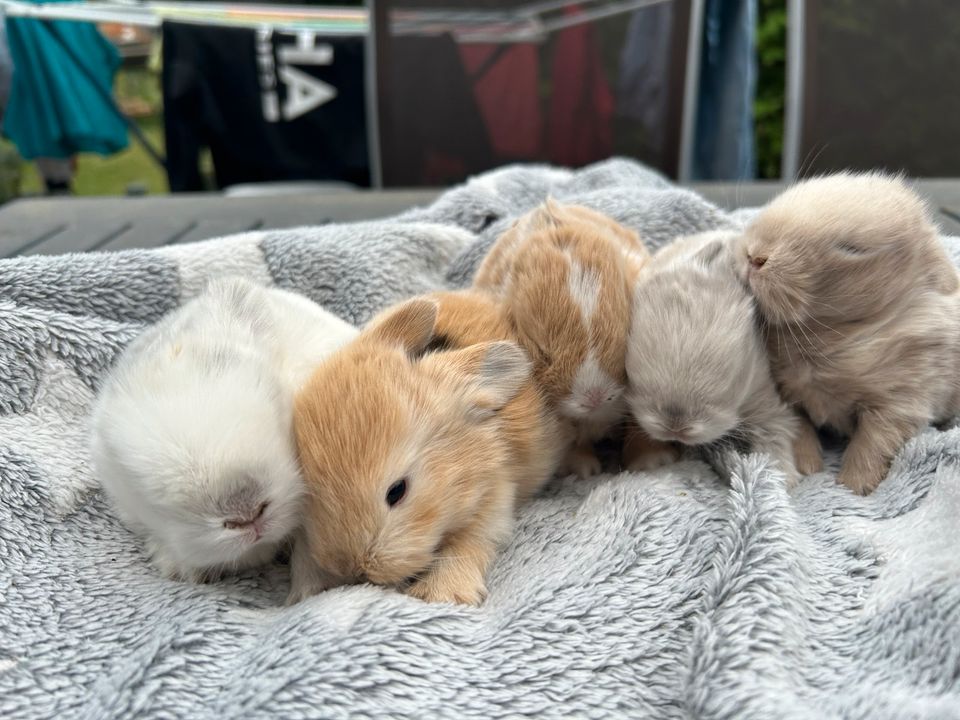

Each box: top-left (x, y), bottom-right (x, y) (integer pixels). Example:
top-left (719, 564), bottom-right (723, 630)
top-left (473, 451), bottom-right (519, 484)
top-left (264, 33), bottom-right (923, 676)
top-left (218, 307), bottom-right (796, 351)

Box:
top-left (3, 0), bottom-right (128, 159)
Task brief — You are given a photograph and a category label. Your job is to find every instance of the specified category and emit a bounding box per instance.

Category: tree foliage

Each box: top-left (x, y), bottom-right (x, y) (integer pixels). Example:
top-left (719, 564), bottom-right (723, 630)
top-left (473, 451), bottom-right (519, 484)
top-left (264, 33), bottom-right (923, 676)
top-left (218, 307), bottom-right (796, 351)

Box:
top-left (754, 0), bottom-right (786, 178)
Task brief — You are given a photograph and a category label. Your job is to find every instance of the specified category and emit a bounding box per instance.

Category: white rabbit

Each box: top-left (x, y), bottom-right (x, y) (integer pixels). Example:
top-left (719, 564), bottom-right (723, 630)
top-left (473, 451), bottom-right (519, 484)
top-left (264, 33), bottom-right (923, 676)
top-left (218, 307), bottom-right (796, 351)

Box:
top-left (90, 277), bottom-right (357, 581)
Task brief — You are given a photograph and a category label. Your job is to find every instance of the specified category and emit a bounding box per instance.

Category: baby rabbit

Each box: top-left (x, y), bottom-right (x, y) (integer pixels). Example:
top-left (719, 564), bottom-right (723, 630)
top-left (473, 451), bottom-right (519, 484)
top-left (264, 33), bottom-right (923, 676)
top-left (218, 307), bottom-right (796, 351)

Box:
top-left (474, 200), bottom-right (676, 476)
top-left (737, 172), bottom-right (960, 495)
top-left (90, 277), bottom-right (357, 582)
top-left (290, 291), bottom-right (565, 606)
top-left (626, 231), bottom-right (801, 485)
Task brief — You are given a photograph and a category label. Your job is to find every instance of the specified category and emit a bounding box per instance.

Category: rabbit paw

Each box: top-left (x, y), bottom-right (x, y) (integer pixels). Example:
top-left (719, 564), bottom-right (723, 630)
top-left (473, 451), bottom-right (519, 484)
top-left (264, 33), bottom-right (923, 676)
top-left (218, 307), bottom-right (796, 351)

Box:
top-left (626, 444), bottom-right (679, 472)
top-left (286, 536), bottom-right (336, 605)
top-left (562, 449), bottom-right (602, 478)
top-left (792, 420), bottom-right (824, 475)
top-left (406, 570), bottom-right (487, 606)
top-left (794, 439), bottom-right (824, 476)
top-left (147, 540), bottom-right (212, 583)
top-left (285, 584), bottom-right (316, 607)
top-left (285, 564), bottom-right (334, 606)
top-left (837, 464), bottom-right (883, 496)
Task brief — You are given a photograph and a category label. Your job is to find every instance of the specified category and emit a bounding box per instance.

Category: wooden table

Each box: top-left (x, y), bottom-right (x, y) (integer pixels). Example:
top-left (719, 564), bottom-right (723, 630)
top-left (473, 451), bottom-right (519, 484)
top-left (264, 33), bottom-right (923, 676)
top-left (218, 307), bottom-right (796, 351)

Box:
top-left (2, 181), bottom-right (959, 258)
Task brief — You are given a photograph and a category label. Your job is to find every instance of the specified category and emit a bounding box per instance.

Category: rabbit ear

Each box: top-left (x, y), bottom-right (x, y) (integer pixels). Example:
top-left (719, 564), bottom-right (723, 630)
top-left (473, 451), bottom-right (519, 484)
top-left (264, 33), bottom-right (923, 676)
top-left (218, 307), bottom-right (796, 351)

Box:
top-left (693, 237), bottom-right (734, 270)
top-left (426, 341), bottom-right (532, 418)
top-left (471, 341), bottom-right (532, 409)
top-left (522, 196), bottom-right (565, 232)
top-left (365, 298), bottom-right (438, 357)
top-left (203, 276), bottom-right (274, 333)
top-left (542, 196), bottom-right (564, 219)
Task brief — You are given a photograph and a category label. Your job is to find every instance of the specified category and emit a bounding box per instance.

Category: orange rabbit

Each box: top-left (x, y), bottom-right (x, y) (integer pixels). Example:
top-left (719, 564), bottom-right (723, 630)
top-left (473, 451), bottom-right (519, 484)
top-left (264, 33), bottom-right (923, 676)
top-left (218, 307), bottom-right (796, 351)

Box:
top-left (289, 291), bottom-right (564, 606)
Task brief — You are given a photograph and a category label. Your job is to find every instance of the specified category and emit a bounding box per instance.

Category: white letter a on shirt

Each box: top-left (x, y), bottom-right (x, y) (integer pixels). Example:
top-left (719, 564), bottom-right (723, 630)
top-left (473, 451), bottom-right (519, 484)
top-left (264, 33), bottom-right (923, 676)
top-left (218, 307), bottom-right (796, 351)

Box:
top-left (280, 65), bottom-right (337, 121)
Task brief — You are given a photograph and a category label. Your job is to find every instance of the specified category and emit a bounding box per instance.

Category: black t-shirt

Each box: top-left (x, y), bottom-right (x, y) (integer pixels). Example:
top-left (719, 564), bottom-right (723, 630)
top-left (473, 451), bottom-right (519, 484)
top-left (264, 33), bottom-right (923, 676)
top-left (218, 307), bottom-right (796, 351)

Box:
top-left (162, 21), bottom-right (370, 191)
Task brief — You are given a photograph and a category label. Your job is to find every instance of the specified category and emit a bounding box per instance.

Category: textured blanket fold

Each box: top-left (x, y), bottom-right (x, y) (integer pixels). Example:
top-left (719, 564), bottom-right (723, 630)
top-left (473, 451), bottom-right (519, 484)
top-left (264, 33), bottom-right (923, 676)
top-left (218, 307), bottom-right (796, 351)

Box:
top-left (1, 159), bottom-right (959, 719)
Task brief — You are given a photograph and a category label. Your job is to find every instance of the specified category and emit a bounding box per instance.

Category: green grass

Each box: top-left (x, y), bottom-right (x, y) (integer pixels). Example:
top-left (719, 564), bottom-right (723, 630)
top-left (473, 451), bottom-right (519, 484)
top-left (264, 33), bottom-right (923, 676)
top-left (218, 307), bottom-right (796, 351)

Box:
top-left (20, 113), bottom-right (167, 196)
top-left (755, 0), bottom-right (787, 179)
top-left (15, 64), bottom-right (167, 197)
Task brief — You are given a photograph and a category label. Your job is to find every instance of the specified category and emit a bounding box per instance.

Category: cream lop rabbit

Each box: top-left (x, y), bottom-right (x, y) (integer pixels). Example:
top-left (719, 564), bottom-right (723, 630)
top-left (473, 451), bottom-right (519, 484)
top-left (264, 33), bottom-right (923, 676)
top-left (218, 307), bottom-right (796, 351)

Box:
top-left (737, 172), bottom-right (960, 494)
top-left (627, 231), bottom-right (801, 485)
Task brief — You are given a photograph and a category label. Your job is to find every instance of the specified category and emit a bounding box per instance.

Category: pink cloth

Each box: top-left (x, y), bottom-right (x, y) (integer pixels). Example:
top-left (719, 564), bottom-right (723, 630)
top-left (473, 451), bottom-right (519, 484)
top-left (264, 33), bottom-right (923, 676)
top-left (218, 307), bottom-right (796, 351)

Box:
top-left (460, 43), bottom-right (542, 159)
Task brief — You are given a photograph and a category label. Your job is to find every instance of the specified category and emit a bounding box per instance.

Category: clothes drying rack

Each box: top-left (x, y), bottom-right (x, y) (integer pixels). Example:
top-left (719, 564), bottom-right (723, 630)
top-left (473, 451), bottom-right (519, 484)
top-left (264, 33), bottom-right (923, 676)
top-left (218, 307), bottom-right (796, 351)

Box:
top-left (0, 0), bottom-right (681, 185)
top-left (0, 0), bottom-right (667, 39)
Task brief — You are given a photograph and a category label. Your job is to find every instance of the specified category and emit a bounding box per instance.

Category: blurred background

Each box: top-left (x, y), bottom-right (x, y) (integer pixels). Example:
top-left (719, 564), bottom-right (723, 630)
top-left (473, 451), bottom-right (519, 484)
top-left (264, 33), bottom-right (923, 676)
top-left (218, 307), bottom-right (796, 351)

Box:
top-left (0, 0), bottom-right (955, 201)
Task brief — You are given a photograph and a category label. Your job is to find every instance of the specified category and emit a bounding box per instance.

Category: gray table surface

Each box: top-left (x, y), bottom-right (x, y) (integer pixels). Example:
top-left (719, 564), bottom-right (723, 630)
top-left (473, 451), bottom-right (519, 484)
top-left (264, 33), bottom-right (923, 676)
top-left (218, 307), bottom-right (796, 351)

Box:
top-left (2, 181), bottom-right (959, 258)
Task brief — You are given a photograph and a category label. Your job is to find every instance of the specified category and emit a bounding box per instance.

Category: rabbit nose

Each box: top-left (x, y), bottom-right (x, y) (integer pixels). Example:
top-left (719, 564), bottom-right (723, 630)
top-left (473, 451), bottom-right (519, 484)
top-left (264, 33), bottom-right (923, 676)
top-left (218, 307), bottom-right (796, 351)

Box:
top-left (584, 388), bottom-right (606, 408)
top-left (223, 501), bottom-right (268, 532)
top-left (661, 406), bottom-right (692, 440)
top-left (748, 253), bottom-right (767, 269)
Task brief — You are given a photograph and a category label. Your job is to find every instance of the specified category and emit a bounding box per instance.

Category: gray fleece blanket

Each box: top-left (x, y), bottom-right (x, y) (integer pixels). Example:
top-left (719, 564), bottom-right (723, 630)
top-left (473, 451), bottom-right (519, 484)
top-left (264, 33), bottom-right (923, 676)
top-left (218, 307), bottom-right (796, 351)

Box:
top-left (2, 159), bottom-right (960, 719)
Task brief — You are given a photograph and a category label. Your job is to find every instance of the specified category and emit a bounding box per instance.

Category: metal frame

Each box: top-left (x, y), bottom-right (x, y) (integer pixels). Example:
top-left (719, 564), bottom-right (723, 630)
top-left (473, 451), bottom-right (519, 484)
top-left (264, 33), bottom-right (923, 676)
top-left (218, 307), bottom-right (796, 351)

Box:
top-left (781, 0), bottom-right (805, 179)
top-left (8, 0), bottom-right (703, 187)
top-left (364, 0), bottom-right (384, 188)
top-left (373, 0), bottom-right (698, 183)
top-left (0, 1), bottom-right (368, 33)
top-left (676, 0), bottom-right (703, 182)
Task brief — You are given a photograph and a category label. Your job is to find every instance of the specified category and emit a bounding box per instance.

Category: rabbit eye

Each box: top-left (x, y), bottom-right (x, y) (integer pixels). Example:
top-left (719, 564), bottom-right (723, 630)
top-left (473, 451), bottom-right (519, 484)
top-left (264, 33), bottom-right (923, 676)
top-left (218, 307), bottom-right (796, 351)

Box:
top-left (386, 478), bottom-right (408, 508)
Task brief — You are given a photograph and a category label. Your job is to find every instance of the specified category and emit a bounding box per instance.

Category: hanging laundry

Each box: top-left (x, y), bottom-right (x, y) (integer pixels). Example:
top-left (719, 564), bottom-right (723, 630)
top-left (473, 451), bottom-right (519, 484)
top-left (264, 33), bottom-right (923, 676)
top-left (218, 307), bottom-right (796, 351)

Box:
top-left (3, 0), bottom-right (128, 159)
top-left (377, 34), bottom-right (492, 187)
top-left (546, 4), bottom-right (614, 168)
top-left (459, 42), bottom-right (542, 160)
top-left (0, 19), bottom-right (11, 115)
top-left (691, 0), bottom-right (758, 180)
top-left (162, 22), bottom-right (370, 192)
top-left (616, 4), bottom-right (673, 164)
